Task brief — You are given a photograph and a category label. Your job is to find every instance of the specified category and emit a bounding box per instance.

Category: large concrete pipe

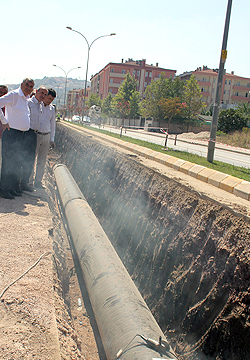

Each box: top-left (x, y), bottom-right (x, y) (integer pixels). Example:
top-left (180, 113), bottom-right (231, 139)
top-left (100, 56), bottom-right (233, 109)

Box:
top-left (53, 164), bottom-right (178, 360)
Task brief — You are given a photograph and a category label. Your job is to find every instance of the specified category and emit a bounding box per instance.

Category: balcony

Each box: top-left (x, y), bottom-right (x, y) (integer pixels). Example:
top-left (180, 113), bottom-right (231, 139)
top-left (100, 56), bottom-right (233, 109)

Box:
top-left (201, 92), bottom-right (210, 97)
top-left (231, 95), bottom-right (250, 102)
top-left (232, 85), bottom-right (250, 91)
top-left (197, 81), bottom-right (211, 87)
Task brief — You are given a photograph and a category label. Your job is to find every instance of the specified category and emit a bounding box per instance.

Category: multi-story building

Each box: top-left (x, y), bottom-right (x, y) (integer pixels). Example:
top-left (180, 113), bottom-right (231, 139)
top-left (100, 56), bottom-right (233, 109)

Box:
top-left (179, 66), bottom-right (250, 109)
top-left (90, 58), bottom-right (176, 99)
top-left (67, 87), bottom-right (90, 114)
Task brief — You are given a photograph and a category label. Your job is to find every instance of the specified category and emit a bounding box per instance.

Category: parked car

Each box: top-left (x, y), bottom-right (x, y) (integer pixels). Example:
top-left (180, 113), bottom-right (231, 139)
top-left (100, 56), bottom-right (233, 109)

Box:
top-left (72, 115), bottom-right (81, 123)
top-left (83, 116), bottom-right (91, 124)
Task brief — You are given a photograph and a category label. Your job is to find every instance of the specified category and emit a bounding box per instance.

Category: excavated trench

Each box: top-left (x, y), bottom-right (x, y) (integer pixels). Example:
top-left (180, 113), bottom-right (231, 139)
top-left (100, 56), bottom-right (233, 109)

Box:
top-left (54, 123), bottom-right (250, 360)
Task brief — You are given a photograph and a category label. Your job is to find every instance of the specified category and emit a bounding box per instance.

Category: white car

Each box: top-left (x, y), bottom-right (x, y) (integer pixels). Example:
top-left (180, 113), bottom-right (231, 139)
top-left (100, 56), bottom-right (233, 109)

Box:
top-left (72, 115), bottom-right (81, 123)
top-left (83, 116), bottom-right (91, 124)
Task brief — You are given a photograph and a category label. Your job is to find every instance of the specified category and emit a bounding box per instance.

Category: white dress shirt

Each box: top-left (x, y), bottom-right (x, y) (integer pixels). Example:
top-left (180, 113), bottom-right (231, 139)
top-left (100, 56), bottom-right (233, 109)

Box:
top-left (0, 88), bottom-right (30, 131)
top-left (39, 103), bottom-right (56, 141)
top-left (28, 96), bottom-right (43, 131)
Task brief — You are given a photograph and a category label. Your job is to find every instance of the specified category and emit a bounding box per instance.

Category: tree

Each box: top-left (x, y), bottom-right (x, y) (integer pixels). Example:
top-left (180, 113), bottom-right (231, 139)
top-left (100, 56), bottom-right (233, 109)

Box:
top-left (101, 92), bottom-right (113, 119)
top-left (236, 102), bottom-right (250, 126)
top-left (142, 73), bottom-right (184, 123)
top-left (129, 91), bottom-right (141, 119)
top-left (112, 72), bottom-right (141, 125)
top-left (86, 93), bottom-right (101, 108)
top-left (158, 97), bottom-right (185, 129)
top-left (182, 75), bottom-right (206, 131)
top-left (218, 108), bottom-right (247, 133)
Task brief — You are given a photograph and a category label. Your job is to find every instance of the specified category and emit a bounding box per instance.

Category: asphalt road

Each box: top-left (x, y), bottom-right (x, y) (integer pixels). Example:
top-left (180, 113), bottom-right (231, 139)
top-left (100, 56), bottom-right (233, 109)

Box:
top-left (91, 124), bottom-right (250, 169)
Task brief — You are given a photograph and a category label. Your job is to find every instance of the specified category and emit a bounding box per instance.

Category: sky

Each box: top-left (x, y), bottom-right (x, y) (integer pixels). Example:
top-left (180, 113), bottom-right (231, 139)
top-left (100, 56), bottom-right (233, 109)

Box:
top-left (1, 0), bottom-right (250, 86)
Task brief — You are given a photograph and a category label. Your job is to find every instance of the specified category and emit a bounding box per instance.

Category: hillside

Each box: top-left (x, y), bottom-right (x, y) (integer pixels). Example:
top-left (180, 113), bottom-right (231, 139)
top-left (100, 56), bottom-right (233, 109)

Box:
top-left (7, 76), bottom-right (90, 101)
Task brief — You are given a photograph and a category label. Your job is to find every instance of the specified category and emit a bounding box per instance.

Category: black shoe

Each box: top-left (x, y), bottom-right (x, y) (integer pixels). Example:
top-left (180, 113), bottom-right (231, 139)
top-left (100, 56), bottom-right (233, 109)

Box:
top-left (20, 183), bottom-right (34, 192)
top-left (0, 191), bottom-right (15, 199)
top-left (10, 190), bottom-right (22, 197)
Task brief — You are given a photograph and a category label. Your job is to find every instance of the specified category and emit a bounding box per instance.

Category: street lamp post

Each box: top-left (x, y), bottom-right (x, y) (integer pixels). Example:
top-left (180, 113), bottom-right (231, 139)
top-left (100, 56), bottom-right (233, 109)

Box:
top-left (53, 64), bottom-right (81, 119)
top-left (207, 0), bottom-right (233, 163)
top-left (66, 27), bottom-right (116, 120)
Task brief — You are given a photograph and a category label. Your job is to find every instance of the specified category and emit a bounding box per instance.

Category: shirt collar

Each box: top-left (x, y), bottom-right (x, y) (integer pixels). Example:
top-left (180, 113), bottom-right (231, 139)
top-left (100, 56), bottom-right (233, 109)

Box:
top-left (18, 87), bottom-right (30, 99)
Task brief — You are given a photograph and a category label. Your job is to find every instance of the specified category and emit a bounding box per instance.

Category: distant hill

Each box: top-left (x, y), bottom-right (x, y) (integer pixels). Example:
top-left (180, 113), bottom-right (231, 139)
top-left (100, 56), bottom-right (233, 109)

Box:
top-left (7, 76), bottom-right (89, 102)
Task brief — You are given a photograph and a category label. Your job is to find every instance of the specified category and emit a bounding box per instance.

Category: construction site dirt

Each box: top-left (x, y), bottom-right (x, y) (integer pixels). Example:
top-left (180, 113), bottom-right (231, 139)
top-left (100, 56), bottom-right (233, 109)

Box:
top-left (0, 122), bottom-right (249, 360)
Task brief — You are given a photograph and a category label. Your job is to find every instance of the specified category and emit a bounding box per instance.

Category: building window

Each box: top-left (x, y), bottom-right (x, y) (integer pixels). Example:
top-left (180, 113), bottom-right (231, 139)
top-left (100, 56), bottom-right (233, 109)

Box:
top-left (225, 80), bottom-right (227, 85)
top-left (149, 72), bottom-right (152, 77)
top-left (235, 92), bottom-right (239, 96)
top-left (109, 89), bottom-right (112, 93)
top-left (133, 70), bottom-right (136, 76)
top-left (202, 77), bottom-right (206, 82)
top-left (237, 82), bottom-right (240, 86)
top-left (110, 78), bottom-right (113, 83)
top-left (227, 90), bottom-right (230, 95)
top-left (145, 72), bottom-right (148, 77)
top-left (121, 80), bottom-right (124, 84)
top-left (137, 70), bottom-right (140, 76)
top-left (224, 90), bottom-right (226, 94)
top-left (201, 88), bottom-right (204, 92)
top-left (226, 100), bottom-right (229, 104)
top-left (122, 69), bottom-right (125, 74)
top-left (144, 82), bottom-right (147, 87)
top-left (213, 79), bottom-right (216, 83)
top-left (229, 80), bottom-right (231, 85)
top-left (111, 68), bottom-right (114, 73)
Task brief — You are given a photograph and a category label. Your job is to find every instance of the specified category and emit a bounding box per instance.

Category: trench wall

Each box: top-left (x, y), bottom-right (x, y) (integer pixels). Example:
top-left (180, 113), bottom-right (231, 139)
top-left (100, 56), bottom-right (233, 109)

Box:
top-left (55, 123), bottom-right (250, 360)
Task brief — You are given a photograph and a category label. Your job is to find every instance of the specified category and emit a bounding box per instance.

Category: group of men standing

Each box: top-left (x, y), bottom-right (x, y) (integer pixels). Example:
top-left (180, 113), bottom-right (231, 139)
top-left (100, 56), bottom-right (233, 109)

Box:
top-left (0, 78), bottom-right (56, 199)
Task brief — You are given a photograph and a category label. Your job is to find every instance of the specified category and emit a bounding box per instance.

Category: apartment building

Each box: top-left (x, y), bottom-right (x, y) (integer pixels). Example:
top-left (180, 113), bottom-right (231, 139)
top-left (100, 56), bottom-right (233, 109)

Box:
top-left (90, 58), bottom-right (176, 99)
top-left (179, 66), bottom-right (250, 109)
top-left (67, 87), bottom-right (90, 113)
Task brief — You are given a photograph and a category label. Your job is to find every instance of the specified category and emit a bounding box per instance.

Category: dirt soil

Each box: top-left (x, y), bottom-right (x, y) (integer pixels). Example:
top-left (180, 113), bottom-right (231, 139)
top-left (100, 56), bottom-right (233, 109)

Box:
top-left (0, 159), bottom-right (104, 360)
top-left (55, 123), bottom-right (250, 360)
top-left (1, 122), bottom-right (250, 360)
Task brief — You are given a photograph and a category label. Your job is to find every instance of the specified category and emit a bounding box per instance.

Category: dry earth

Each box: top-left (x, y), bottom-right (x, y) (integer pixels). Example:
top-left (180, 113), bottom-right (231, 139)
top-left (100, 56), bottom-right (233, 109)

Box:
top-left (0, 160), bottom-right (104, 360)
top-left (0, 123), bottom-right (249, 360)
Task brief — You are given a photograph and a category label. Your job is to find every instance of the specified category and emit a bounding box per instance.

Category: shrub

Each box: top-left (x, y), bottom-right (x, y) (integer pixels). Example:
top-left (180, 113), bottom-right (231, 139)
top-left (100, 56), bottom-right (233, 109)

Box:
top-left (218, 108), bottom-right (247, 133)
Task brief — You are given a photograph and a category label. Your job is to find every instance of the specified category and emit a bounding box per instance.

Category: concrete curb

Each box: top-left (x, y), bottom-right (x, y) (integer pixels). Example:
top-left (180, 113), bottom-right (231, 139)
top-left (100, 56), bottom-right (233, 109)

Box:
top-left (63, 123), bottom-right (250, 202)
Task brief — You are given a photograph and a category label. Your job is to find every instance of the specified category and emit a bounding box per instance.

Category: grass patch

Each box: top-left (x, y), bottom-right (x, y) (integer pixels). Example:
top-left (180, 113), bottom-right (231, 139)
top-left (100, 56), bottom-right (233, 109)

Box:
top-left (74, 123), bottom-right (250, 182)
top-left (217, 128), bottom-right (250, 149)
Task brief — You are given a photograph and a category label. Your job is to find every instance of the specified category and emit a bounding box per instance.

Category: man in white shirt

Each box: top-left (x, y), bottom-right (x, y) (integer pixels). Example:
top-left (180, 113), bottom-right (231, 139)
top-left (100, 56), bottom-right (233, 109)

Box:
top-left (32, 88), bottom-right (56, 188)
top-left (0, 78), bottom-right (34, 199)
top-left (21, 86), bottom-right (48, 189)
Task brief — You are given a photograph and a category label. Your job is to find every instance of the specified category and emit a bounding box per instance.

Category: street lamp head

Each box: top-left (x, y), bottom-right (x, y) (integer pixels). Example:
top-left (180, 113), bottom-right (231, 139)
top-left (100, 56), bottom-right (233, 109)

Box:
top-left (66, 26), bottom-right (72, 30)
top-left (53, 64), bottom-right (56, 67)
top-left (110, 33), bottom-right (116, 36)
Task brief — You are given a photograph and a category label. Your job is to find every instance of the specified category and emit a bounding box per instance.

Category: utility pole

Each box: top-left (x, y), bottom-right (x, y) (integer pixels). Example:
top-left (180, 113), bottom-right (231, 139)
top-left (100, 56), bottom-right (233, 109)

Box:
top-left (207, 0), bottom-right (233, 163)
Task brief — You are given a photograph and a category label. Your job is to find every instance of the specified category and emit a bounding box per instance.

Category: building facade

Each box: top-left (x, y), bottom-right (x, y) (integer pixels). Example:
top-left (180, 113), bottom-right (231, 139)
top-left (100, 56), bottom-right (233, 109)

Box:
top-left (90, 58), bottom-right (176, 99)
top-left (66, 87), bottom-right (91, 114)
top-left (179, 66), bottom-right (250, 109)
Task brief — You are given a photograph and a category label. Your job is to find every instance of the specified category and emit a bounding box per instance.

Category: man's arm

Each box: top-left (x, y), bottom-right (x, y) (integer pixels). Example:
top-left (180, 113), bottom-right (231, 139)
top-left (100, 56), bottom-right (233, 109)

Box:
top-left (0, 92), bottom-right (14, 125)
top-left (50, 106), bottom-right (56, 148)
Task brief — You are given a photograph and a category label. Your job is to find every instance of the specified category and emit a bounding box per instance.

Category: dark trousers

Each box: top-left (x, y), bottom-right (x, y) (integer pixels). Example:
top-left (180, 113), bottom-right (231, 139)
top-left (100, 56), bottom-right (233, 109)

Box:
top-left (22, 129), bottom-right (37, 185)
top-left (1, 128), bottom-right (26, 192)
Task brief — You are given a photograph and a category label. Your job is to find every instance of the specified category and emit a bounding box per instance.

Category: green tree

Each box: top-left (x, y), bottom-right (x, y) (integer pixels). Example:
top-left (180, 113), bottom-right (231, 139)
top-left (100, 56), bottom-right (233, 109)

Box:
top-left (101, 92), bottom-right (113, 119)
top-left (129, 91), bottom-right (141, 119)
top-left (236, 102), bottom-right (250, 126)
top-left (112, 72), bottom-right (141, 125)
top-left (158, 97), bottom-right (185, 129)
top-left (142, 73), bottom-right (184, 123)
top-left (218, 108), bottom-right (247, 133)
top-left (86, 93), bottom-right (101, 108)
top-left (182, 75), bottom-right (206, 131)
